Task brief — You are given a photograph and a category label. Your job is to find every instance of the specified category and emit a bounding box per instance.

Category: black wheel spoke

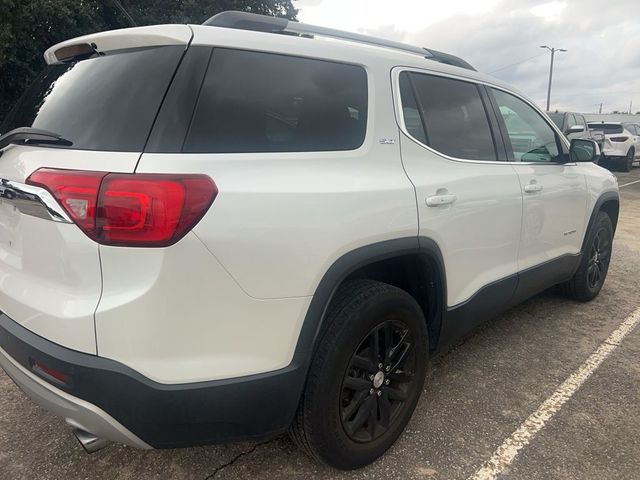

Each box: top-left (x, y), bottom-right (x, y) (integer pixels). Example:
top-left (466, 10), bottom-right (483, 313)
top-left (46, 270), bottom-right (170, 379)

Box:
top-left (367, 397), bottom-right (378, 438)
top-left (383, 321), bottom-right (394, 363)
top-left (345, 396), bottom-right (374, 436)
top-left (389, 328), bottom-right (409, 362)
top-left (342, 389), bottom-right (370, 421)
top-left (391, 342), bottom-right (413, 371)
top-left (351, 354), bottom-right (376, 373)
top-left (369, 327), bottom-right (380, 366)
top-left (344, 375), bottom-right (371, 392)
top-left (387, 387), bottom-right (408, 401)
top-left (379, 390), bottom-right (391, 428)
top-left (387, 370), bottom-right (414, 383)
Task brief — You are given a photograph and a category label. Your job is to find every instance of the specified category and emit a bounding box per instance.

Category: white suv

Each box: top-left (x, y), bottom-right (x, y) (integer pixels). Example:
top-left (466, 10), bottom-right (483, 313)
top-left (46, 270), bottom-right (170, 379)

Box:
top-left (588, 121), bottom-right (640, 171)
top-left (0, 12), bottom-right (620, 470)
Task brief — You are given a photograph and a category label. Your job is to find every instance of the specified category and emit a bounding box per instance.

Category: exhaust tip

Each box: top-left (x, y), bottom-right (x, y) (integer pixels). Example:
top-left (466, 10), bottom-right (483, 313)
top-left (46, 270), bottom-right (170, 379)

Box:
top-left (73, 428), bottom-right (109, 454)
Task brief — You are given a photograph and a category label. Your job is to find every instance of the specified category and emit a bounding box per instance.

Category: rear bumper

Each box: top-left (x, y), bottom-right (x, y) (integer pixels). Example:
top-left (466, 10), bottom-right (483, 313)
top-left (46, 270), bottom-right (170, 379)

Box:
top-left (0, 312), bottom-right (305, 448)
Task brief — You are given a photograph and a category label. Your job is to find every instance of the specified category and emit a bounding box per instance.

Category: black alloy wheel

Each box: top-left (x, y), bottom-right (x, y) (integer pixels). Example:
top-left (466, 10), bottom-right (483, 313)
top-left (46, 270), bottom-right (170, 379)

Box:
top-left (586, 226), bottom-right (611, 290)
top-left (340, 319), bottom-right (416, 443)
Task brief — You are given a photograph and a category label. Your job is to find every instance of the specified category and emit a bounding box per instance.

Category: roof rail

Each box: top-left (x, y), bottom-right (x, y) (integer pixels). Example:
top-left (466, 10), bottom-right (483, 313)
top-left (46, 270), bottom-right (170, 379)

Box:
top-left (203, 11), bottom-right (476, 71)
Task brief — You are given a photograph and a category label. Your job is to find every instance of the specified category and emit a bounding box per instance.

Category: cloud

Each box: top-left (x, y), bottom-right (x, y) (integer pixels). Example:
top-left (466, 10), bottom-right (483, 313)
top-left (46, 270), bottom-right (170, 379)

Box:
top-left (294, 0), bottom-right (640, 113)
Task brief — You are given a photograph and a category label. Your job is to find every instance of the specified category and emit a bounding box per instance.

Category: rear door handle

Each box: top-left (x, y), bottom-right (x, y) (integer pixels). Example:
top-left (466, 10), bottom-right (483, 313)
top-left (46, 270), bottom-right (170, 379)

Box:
top-left (524, 183), bottom-right (543, 193)
top-left (426, 194), bottom-right (457, 207)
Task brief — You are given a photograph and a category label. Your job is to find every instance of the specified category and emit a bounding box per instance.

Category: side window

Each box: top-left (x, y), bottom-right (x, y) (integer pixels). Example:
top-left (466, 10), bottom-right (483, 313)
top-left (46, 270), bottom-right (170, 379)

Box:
top-left (567, 114), bottom-right (578, 129)
top-left (578, 115), bottom-right (588, 128)
top-left (398, 72), bottom-right (427, 144)
top-left (491, 88), bottom-right (562, 163)
top-left (403, 72), bottom-right (497, 161)
top-left (183, 49), bottom-right (368, 153)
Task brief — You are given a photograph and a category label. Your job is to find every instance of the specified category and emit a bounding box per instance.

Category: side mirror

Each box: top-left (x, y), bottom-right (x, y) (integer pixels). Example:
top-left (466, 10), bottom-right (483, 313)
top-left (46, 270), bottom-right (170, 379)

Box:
top-left (569, 138), bottom-right (598, 162)
top-left (567, 125), bottom-right (585, 134)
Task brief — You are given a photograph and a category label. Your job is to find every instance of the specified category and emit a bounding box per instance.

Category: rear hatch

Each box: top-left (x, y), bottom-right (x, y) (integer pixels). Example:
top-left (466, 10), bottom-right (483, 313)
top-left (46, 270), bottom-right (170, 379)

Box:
top-left (0, 25), bottom-right (191, 353)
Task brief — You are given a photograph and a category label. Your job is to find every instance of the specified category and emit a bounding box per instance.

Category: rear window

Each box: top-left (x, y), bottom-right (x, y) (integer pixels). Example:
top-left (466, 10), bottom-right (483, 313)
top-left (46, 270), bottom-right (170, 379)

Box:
top-left (588, 123), bottom-right (623, 134)
top-left (0, 46), bottom-right (184, 151)
top-left (183, 49), bottom-right (368, 153)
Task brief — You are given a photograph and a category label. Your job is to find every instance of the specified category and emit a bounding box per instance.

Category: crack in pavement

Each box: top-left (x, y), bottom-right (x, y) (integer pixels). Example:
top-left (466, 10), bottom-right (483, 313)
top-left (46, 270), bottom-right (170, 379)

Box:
top-left (203, 440), bottom-right (275, 479)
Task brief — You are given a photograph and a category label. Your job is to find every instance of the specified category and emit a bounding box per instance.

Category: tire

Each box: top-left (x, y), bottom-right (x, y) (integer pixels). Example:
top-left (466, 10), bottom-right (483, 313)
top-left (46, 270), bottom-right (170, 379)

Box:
top-left (622, 149), bottom-right (634, 172)
top-left (289, 280), bottom-right (428, 470)
top-left (561, 211), bottom-right (613, 302)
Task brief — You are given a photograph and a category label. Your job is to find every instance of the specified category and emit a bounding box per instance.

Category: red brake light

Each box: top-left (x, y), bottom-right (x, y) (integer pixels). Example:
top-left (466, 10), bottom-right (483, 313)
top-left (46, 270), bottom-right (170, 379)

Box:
top-left (610, 136), bottom-right (629, 142)
top-left (27, 169), bottom-right (217, 247)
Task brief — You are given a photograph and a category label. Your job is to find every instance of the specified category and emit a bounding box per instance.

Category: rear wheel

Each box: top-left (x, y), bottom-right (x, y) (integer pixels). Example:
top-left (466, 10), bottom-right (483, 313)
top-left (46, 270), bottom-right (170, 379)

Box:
top-left (561, 211), bottom-right (613, 302)
top-left (622, 149), bottom-right (634, 172)
top-left (289, 280), bottom-right (427, 470)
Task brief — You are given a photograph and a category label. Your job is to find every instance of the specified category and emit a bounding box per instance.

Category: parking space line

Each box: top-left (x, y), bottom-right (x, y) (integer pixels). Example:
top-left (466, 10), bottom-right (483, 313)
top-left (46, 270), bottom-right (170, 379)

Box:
top-left (619, 179), bottom-right (640, 188)
top-left (469, 306), bottom-right (640, 480)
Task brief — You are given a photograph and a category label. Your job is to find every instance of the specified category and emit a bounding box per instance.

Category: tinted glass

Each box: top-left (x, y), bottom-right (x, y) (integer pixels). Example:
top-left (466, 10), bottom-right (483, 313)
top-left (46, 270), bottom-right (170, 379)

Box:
top-left (548, 113), bottom-right (564, 129)
top-left (578, 115), bottom-right (588, 127)
top-left (398, 72), bottom-right (427, 144)
top-left (183, 49), bottom-right (368, 153)
top-left (567, 114), bottom-right (578, 128)
top-left (408, 73), bottom-right (497, 160)
top-left (1, 46), bottom-right (184, 151)
top-left (588, 123), bottom-right (623, 134)
top-left (491, 88), bottom-right (561, 162)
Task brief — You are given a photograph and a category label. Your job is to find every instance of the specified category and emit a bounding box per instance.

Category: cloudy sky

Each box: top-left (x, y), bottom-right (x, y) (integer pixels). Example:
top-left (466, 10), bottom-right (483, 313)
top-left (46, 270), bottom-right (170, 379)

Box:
top-left (293, 0), bottom-right (640, 114)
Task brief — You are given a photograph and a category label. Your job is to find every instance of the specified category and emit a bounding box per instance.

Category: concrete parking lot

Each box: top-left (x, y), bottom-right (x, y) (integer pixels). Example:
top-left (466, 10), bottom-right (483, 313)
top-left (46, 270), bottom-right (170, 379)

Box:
top-left (1, 167), bottom-right (640, 480)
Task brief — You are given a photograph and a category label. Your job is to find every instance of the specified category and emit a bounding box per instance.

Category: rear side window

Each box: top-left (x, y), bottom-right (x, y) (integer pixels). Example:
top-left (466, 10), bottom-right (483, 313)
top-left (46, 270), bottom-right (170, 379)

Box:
top-left (183, 49), bottom-right (368, 153)
top-left (1, 46), bottom-right (185, 151)
top-left (400, 72), bottom-right (497, 161)
top-left (589, 123), bottom-right (624, 134)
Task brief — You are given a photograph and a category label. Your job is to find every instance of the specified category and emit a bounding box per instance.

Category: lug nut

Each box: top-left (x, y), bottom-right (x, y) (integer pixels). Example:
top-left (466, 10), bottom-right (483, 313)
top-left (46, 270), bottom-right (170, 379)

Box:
top-left (385, 366), bottom-right (390, 372)
top-left (384, 379), bottom-right (390, 385)
top-left (369, 374), bottom-right (374, 381)
top-left (378, 363), bottom-right (383, 369)
top-left (369, 388), bottom-right (374, 395)
top-left (377, 390), bottom-right (382, 397)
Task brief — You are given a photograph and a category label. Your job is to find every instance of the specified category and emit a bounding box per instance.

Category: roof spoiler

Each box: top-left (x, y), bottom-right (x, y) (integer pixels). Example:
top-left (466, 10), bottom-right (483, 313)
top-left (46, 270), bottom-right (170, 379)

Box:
top-left (203, 11), bottom-right (476, 71)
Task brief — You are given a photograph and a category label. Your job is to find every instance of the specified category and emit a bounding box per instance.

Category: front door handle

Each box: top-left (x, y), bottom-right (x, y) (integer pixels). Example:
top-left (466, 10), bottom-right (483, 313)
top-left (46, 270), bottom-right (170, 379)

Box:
top-left (524, 183), bottom-right (543, 193)
top-left (426, 193), bottom-right (457, 207)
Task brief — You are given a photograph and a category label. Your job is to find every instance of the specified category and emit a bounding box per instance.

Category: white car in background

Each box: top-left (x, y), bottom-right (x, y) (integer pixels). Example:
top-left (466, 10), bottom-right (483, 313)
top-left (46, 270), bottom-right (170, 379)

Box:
top-left (588, 121), bottom-right (640, 171)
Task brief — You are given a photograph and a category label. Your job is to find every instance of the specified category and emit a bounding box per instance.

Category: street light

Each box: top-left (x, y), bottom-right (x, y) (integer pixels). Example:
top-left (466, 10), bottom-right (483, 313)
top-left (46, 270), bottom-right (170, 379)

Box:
top-left (540, 45), bottom-right (567, 111)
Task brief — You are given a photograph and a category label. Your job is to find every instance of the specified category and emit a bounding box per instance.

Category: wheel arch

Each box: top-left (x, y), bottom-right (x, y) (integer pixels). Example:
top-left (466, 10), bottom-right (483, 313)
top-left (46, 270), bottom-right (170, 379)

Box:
top-left (584, 191), bottom-right (619, 248)
top-left (292, 237), bottom-right (447, 368)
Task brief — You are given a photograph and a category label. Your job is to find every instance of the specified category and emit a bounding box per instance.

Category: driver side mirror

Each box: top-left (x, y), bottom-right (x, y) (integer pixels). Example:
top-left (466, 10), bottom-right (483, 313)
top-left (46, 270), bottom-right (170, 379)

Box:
top-left (569, 138), bottom-right (598, 162)
top-left (567, 125), bottom-right (585, 134)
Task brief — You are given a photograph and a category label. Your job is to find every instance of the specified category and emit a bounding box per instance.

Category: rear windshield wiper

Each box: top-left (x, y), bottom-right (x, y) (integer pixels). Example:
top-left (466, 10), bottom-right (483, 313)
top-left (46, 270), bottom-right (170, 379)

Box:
top-left (0, 127), bottom-right (73, 151)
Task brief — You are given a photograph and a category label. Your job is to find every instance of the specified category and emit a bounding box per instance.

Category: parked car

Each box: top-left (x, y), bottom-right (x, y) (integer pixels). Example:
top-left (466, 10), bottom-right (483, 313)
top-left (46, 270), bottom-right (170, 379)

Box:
top-left (0, 11), bottom-right (619, 470)
top-left (549, 111), bottom-right (604, 156)
top-left (588, 121), bottom-right (640, 171)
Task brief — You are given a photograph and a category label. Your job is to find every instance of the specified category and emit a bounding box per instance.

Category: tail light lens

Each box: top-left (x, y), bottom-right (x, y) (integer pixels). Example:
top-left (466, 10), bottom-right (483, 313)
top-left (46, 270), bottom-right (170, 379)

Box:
top-left (27, 169), bottom-right (217, 247)
top-left (610, 136), bottom-right (629, 142)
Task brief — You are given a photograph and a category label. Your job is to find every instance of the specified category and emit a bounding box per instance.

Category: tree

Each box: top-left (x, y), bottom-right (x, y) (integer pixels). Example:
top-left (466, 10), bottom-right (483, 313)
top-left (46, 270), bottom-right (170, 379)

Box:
top-left (0, 0), bottom-right (297, 123)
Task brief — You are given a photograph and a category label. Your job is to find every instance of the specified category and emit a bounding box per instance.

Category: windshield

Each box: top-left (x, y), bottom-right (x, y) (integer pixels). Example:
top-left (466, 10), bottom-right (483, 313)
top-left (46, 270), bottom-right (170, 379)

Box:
top-left (548, 113), bottom-right (564, 128)
top-left (0, 46), bottom-right (184, 151)
top-left (588, 123), bottom-right (623, 134)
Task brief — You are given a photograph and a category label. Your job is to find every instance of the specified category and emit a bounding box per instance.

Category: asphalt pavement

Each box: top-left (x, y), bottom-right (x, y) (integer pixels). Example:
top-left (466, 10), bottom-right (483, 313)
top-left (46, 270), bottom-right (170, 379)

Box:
top-left (1, 167), bottom-right (640, 480)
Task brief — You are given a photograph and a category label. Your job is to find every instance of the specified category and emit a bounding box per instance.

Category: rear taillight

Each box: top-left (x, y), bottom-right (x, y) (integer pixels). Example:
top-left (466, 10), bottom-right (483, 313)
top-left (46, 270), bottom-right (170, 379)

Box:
top-left (610, 136), bottom-right (629, 142)
top-left (27, 169), bottom-right (217, 247)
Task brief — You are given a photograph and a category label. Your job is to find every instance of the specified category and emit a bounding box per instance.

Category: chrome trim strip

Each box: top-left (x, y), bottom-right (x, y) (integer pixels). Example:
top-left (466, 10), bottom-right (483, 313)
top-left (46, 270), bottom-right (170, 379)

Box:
top-left (0, 179), bottom-right (72, 223)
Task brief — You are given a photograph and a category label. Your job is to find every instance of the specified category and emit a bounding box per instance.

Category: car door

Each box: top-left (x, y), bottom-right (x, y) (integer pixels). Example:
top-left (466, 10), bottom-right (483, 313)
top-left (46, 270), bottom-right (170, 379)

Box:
top-left (394, 69), bottom-right (523, 311)
top-left (487, 87), bottom-right (588, 278)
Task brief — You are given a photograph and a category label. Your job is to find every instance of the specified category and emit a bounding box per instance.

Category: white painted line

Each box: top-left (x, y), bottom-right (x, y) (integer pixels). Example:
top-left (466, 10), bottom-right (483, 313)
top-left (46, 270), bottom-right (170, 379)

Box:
top-left (619, 179), bottom-right (640, 188)
top-left (469, 306), bottom-right (640, 480)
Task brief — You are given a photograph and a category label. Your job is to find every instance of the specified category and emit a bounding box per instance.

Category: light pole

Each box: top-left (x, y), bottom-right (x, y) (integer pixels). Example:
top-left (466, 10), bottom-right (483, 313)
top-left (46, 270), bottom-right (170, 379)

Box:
top-left (540, 45), bottom-right (566, 111)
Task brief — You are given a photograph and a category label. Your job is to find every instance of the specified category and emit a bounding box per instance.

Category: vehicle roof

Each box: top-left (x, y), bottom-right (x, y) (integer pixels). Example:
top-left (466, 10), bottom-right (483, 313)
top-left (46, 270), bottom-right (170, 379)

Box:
top-left (45, 23), bottom-right (534, 106)
top-left (189, 24), bottom-right (522, 91)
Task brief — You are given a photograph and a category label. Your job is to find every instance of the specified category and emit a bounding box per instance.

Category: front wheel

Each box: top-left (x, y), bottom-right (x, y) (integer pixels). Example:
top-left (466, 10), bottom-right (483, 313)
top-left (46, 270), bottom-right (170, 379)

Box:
top-left (561, 211), bottom-right (613, 302)
top-left (289, 280), bottom-right (428, 470)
